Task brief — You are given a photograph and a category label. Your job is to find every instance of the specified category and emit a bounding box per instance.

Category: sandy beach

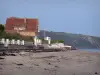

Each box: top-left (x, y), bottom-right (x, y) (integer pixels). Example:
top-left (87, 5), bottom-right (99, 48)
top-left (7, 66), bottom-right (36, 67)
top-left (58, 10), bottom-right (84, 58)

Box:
top-left (0, 50), bottom-right (100, 75)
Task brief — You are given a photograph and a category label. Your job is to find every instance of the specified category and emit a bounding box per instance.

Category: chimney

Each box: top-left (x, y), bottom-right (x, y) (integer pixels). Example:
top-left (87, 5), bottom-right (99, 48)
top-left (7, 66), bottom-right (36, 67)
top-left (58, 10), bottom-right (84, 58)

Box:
top-left (24, 18), bottom-right (27, 28)
top-left (24, 18), bottom-right (26, 24)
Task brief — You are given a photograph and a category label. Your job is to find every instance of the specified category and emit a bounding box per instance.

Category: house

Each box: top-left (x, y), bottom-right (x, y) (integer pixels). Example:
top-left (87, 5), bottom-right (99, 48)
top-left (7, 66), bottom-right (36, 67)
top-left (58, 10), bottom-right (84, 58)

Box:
top-left (5, 17), bottom-right (39, 36)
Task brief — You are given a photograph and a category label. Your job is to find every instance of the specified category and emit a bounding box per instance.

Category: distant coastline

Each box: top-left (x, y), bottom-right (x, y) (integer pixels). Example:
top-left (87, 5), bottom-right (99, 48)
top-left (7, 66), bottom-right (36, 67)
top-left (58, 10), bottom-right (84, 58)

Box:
top-left (80, 48), bottom-right (100, 52)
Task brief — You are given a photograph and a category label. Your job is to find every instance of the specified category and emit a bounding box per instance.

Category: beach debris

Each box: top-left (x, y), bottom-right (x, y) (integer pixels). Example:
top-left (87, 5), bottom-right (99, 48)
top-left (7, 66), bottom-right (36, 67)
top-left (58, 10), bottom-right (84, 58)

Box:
top-left (16, 63), bottom-right (23, 66)
top-left (55, 65), bottom-right (59, 68)
top-left (57, 59), bottom-right (60, 62)
top-left (0, 52), bottom-right (6, 56)
top-left (0, 63), bottom-right (3, 65)
top-left (0, 57), bottom-right (5, 59)
top-left (10, 54), bottom-right (16, 56)
top-left (95, 72), bottom-right (98, 74)
top-left (0, 52), bottom-right (16, 56)
top-left (34, 64), bottom-right (39, 66)
top-left (44, 68), bottom-right (48, 70)
top-left (42, 56), bottom-right (56, 59)
top-left (8, 53), bottom-right (16, 56)
top-left (48, 63), bottom-right (51, 65)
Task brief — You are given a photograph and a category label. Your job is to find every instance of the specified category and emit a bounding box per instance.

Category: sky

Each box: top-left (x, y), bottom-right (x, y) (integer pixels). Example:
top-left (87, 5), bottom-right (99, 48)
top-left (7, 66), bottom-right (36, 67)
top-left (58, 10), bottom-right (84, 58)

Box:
top-left (0, 0), bottom-right (100, 36)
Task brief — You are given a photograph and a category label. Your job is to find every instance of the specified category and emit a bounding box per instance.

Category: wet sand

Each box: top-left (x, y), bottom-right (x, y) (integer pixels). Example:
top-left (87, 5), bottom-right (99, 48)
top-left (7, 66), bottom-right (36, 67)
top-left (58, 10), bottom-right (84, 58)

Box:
top-left (0, 50), bottom-right (100, 75)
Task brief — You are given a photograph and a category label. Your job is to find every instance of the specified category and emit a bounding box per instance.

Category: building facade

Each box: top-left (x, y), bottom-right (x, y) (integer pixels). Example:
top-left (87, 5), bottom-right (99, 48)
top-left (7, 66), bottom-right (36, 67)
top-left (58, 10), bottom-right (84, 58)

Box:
top-left (5, 17), bottom-right (39, 36)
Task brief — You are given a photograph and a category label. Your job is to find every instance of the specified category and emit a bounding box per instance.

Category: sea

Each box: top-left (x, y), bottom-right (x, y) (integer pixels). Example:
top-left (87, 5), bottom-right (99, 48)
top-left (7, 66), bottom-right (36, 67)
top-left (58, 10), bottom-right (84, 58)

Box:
top-left (80, 48), bottom-right (100, 52)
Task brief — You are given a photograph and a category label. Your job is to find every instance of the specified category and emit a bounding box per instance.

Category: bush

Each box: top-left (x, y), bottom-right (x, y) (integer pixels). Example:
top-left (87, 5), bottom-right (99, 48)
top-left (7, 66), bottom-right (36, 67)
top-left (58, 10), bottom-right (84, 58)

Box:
top-left (0, 24), bottom-right (4, 32)
top-left (0, 24), bottom-right (33, 41)
top-left (51, 40), bottom-right (64, 44)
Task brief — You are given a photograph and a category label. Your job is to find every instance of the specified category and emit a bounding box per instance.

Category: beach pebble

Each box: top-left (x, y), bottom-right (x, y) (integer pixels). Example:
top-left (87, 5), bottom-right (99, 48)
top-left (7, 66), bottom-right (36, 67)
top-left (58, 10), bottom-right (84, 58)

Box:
top-left (44, 68), bottom-right (48, 70)
top-left (48, 63), bottom-right (51, 65)
top-left (95, 72), bottom-right (98, 74)
top-left (34, 64), bottom-right (39, 66)
top-left (16, 63), bottom-right (23, 66)
top-left (55, 65), bottom-right (59, 68)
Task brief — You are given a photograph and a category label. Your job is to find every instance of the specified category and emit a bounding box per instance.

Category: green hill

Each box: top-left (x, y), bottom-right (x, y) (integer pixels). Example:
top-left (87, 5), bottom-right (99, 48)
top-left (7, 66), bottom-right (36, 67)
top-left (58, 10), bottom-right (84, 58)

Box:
top-left (39, 30), bottom-right (100, 48)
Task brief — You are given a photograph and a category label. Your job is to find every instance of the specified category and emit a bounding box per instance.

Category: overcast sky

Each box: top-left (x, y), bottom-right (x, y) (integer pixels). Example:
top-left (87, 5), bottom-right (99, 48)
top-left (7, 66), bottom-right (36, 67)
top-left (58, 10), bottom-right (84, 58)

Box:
top-left (0, 0), bottom-right (100, 36)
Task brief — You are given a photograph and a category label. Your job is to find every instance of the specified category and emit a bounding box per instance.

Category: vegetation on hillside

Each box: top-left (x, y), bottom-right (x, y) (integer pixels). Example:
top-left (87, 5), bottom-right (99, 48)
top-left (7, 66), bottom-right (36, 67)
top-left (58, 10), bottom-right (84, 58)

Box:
top-left (0, 24), bottom-right (4, 32)
top-left (39, 30), bottom-right (100, 48)
top-left (51, 40), bottom-right (64, 44)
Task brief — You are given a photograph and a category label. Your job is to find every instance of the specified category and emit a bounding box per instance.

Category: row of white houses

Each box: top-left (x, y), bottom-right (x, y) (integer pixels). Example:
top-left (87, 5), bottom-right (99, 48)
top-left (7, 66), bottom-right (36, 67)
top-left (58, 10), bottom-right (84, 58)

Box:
top-left (0, 36), bottom-right (51, 47)
top-left (0, 38), bottom-right (25, 47)
top-left (34, 36), bottom-right (51, 46)
top-left (0, 37), bottom-right (72, 50)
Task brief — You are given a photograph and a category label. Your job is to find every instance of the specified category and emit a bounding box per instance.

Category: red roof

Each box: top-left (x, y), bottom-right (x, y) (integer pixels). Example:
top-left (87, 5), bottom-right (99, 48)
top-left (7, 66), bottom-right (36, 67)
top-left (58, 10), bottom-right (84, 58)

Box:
top-left (5, 17), bottom-right (38, 32)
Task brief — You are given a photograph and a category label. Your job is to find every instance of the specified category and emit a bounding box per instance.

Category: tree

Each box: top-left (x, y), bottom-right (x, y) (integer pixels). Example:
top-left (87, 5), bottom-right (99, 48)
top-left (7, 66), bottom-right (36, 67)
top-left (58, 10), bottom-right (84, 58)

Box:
top-left (51, 40), bottom-right (64, 44)
top-left (0, 24), bottom-right (5, 32)
top-left (58, 40), bottom-right (64, 43)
